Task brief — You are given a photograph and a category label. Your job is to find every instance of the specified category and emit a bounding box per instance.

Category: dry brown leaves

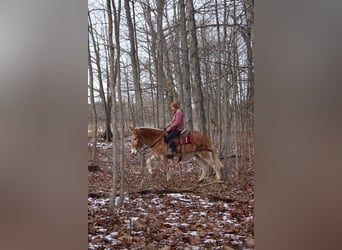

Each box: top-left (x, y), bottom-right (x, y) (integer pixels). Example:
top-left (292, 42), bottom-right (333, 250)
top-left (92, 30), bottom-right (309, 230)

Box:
top-left (88, 138), bottom-right (254, 249)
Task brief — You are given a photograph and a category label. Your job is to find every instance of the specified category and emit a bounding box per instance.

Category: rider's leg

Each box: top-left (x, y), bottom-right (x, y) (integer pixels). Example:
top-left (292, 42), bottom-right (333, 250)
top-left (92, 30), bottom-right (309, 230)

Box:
top-left (167, 130), bottom-right (180, 153)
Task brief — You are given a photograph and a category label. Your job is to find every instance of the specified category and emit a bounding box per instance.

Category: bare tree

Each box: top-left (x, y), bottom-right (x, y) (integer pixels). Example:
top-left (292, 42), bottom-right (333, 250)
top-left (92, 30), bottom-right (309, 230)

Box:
top-left (112, 0), bottom-right (125, 207)
top-left (156, 0), bottom-right (167, 127)
top-left (180, 0), bottom-right (193, 131)
top-left (107, 0), bottom-right (119, 212)
top-left (88, 11), bottom-right (97, 161)
top-left (125, 0), bottom-right (144, 126)
top-left (89, 8), bottom-right (113, 142)
top-left (187, 0), bottom-right (206, 134)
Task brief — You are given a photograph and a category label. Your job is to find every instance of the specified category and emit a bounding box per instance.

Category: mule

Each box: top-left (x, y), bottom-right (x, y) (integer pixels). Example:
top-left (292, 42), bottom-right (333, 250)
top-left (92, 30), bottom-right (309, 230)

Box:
top-left (129, 127), bottom-right (223, 182)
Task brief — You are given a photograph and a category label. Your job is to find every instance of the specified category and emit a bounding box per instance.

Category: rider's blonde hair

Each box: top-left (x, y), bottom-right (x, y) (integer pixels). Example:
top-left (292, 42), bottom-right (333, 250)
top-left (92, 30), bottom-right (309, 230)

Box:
top-left (171, 101), bottom-right (180, 109)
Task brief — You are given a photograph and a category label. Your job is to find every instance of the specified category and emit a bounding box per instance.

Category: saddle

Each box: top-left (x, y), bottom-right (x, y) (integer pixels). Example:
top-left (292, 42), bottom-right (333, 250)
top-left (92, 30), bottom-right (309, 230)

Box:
top-left (164, 130), bottom-right (193, 145)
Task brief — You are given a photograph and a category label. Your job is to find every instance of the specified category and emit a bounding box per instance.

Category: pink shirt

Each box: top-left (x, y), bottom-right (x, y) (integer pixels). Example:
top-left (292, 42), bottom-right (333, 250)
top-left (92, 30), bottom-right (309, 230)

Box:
top-left (169, 109), bottom-right (184, 131)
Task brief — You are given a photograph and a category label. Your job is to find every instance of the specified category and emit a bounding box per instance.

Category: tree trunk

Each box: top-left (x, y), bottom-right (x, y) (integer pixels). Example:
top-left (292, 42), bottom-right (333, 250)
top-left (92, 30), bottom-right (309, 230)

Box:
top-left (113, 0), bottom-right (125, 207)
top-left (156, 0), bottom-right (167, 127)
top-left (89, 9), bottom-right (112, 142)
top-left (180, 0), bottom-right (193, 131)
top-left (124, 0), bottom-right (143, 126)
top-left (107, 0), bottom-right (119, 212)
top-left (187, 0), bottom-right (206, 134)
top-left (215, 0), bottom-right (222, 156)
top-left (222, 0), bottom-right (230, 180)
top-left (88, 12), bottom-right (97, 161)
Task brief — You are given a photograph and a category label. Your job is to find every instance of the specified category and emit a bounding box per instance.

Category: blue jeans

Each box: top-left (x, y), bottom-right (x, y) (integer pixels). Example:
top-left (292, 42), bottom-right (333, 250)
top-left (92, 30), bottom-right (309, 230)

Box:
top-left (167, 130), bottom-right (181, 153)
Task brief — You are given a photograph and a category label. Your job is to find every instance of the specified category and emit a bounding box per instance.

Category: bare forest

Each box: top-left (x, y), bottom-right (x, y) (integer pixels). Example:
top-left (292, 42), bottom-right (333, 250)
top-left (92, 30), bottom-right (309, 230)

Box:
top-left (88, 0), bottom-right (254, 249)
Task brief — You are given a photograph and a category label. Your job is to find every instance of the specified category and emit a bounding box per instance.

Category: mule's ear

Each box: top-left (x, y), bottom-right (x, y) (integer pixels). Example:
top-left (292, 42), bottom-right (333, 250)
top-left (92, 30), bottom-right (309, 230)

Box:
top-left (129, 127), bottom-right (135, 132)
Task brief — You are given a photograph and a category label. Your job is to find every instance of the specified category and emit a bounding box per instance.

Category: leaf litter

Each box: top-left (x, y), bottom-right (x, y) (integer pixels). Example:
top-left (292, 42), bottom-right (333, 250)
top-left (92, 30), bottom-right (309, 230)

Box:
top-left (88, 138), bottom-right (254, 249)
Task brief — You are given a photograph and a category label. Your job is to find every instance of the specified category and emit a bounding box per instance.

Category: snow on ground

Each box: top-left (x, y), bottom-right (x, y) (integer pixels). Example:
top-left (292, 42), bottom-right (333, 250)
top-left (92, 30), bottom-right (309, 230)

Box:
top-left (88, 193), bottom-right (251, 249)
top-left (88, 136), bottom-right (254, 249)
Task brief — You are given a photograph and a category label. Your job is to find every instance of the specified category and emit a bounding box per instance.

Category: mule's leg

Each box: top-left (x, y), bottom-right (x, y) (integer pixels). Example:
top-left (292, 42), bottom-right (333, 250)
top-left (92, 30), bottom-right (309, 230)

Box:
top-left (160, 156), bottom-right (173, 182)
top-left (166, 165), bottom-right (172, 181)
top-left (197, 151), bottom-right (223, 180)
top-left (213, 154), bottom-right (224, 180)
top-left (207, 152), bottom-right (223, 180)
top-left (197, 158), bottom-right (210, 182)
top-left (146, 155), bottom-right (156, 175)
top-left (212, 150), bottom-right (224, 179)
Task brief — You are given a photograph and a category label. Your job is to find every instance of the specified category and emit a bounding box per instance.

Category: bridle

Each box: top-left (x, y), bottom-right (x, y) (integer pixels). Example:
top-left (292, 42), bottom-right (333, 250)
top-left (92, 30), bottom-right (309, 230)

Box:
top-left (132, 133), bottom-right (149, 155)
top-left (132, 130), bottom-right (168, 155)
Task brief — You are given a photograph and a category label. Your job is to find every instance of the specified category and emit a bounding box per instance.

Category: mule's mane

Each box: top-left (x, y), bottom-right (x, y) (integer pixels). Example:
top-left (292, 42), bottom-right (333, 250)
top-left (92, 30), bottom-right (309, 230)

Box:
top-left (136, 127), bottom-right (164, 138)
top-left (136, 126), bottom-right (163, 131)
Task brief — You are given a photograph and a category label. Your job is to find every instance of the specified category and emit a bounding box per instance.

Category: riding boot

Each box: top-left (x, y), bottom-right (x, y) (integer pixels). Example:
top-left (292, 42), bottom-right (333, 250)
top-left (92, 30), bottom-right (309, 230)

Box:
top-left (166, 151), bottom-right (176, 159)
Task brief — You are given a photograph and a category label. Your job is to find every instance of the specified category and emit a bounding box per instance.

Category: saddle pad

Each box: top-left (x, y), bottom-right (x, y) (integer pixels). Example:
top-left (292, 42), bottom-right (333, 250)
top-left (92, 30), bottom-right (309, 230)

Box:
top-left (177, 132), bottom-right (193, 145)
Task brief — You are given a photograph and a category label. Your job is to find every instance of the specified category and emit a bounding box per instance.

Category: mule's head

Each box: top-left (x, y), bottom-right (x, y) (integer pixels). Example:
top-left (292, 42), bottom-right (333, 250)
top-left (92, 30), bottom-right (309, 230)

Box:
top-left (129, 127), bottom-right (144, 155)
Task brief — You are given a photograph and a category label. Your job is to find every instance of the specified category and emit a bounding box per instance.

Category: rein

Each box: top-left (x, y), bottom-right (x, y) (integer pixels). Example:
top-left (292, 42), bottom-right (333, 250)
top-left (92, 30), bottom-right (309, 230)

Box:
top-left (149, 130), bottom-right (168, 149)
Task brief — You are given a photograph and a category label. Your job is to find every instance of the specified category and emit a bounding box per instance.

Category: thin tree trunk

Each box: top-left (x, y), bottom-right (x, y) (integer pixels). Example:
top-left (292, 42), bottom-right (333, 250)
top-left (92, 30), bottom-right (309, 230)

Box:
top-left (125, 0), bottom-right (143, 126)
top-left (88, 12), bottom-right (97, 161)
top-left (107, 0), bottom-right (119, 212)
top-left (180, 0), bottom-right (193, 131)
top-left (222, 0), bottom-right (230, 180)
top-left (143, 0), bottom-right (161, 127)
top-left (187, 0), bottom-right (206, 134)
top-left (215, 0), bottom-right (222, 156)
top-left (156, 0), bottom-right (167, 127)
top-left (113, 0), bottom-right (125, 207)
top-left (89, 9), bottom-right (112, 142)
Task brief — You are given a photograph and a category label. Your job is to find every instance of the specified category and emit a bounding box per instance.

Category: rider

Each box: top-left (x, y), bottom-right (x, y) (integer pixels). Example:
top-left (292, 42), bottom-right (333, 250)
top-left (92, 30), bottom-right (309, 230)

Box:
top-left (165, 101), bottom-right (184, 157)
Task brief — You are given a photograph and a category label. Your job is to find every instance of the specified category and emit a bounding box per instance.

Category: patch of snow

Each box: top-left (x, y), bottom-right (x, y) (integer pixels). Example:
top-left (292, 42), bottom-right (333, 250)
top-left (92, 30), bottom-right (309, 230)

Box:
top-left (103, 236), bottom-right (120, 245)
top-left (178, 197), bottom-right (192, 203)
top-left (204, 238), bottom-right (216, 243)
top-left (130, 217), bottom-right (139, 222)
top-left (199, 211), bottom-right (207, 216)
top-left (187, 231), bottom-right (198, 236)
top-left (167, 193), bottom-right (184, 198)
top-left (164, 222), bottom-right (189, 227)
top-left (231, 240), bottom-right (241, 245)
top-left (115, 196), bottom-right (129, 205)
top-left (96, 142), bottom-right (112, 150)
top-left (131, 231), bottom-right (144, 236)
top-left (91, 235), bottom-right (103, 240)
top-left (227, 219), bottom-right (236, 224)
top-left (93, 198), bottom-right (110, 206)
top-left (191, 247), bottom-right (201, 250)
top-left (89, 243), bottom-right (102, 249)
top-left (151, 197), bottom-right (160, 203)
top-left (109, 231), bottom-right (118, 237)
top-left (95, 227), bottom-right (107, 232)
top-left (223, 233), bottom-right (244, 240)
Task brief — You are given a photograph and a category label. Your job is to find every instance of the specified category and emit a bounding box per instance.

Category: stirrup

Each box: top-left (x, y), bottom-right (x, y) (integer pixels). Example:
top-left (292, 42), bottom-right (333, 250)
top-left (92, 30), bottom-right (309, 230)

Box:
top-left (165, 153), bottom-right (176, 159)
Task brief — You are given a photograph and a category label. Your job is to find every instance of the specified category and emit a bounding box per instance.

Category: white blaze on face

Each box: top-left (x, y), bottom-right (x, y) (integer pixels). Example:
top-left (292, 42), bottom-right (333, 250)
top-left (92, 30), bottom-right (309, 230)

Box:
top-left (130, 135), bottom-right (139, 155)
top-left (131, 134), bottom-right (139, 155)
top-left (131, 148), bottom-right (137, 155)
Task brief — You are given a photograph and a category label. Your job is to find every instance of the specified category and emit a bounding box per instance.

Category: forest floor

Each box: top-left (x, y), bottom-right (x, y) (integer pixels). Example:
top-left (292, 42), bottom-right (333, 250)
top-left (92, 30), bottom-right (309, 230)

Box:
top-left (88, 137), bottom-right (254, 250)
